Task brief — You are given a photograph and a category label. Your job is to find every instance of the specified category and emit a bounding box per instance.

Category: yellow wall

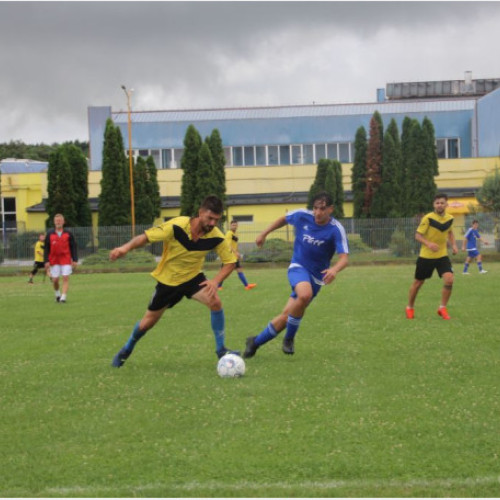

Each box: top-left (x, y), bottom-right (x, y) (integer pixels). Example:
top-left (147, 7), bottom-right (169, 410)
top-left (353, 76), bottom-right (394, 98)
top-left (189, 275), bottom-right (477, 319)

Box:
top-left (5, 157), bottom-right (499, 231)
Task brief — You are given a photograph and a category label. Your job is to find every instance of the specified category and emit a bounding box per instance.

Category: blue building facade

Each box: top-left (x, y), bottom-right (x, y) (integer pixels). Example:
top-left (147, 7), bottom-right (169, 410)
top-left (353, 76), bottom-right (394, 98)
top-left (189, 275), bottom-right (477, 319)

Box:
top-left (88, 78), bottom-right (500, 172)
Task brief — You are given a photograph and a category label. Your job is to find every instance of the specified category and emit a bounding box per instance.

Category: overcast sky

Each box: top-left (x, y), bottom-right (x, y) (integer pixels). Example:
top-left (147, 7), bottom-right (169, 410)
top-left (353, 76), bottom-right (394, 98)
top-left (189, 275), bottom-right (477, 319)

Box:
top-left (1, 1), bottom-right (500, 145)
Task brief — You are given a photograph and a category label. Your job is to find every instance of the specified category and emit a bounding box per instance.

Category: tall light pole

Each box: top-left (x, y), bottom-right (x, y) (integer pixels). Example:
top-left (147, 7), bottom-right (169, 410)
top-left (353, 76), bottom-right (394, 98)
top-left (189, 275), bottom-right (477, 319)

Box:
top-left (121, 84), bottom-right (136, 236)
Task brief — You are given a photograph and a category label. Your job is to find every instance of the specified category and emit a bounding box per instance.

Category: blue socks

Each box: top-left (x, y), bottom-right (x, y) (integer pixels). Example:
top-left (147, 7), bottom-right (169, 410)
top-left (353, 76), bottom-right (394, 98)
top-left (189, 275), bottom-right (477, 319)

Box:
top-left (255, 322), bottom-right (278, 346)
top-left (284, 315), bottom-right (302, 341)
top-left (478, 261), bottom-right (483, 271)
top-left (124, 321), bottom-right (147, 353)
top-left (211, 309), bottom-right (225, 351)
top-left (237, 272), bottom-right (249, 287)
top-left (463, 262), bottom-right (469, 273)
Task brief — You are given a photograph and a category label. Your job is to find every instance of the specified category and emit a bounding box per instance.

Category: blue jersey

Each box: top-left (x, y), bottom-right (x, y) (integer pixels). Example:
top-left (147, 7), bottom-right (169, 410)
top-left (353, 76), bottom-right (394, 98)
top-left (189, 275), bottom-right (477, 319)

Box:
top-left (285, 209), bottom-right (349, 281)
top-left (464, 227), bottom-right (481, 251)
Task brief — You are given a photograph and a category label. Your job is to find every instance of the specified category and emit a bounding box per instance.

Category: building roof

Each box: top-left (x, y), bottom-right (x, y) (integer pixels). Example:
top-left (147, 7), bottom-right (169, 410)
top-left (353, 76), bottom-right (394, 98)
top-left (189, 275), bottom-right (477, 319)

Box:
top-left (0, 159), bottom-right (48, 174)
top-left (111, 98), bottom-right (477, 125)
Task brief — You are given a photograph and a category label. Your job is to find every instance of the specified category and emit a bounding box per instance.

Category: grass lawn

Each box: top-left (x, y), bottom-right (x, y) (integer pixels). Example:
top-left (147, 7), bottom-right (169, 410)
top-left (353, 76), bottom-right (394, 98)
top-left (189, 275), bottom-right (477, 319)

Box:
top-left (1, 263), bottom-right (499, 497)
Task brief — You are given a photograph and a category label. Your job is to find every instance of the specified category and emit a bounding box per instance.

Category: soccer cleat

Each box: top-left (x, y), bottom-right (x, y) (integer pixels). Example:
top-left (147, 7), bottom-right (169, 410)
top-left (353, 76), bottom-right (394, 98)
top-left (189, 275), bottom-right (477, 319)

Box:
top-left (55, 296), bottom-right (61, 303)
top-left (243, 336), bottom-right (259, 358)
top-left (462, 272), bottom-right (470, 275)
top-left (405, 307), bottom-right (414, 319)
top-left (60, 299), bottom-right (66, 304)
top-left (282, 337), bottom-right (295, 355)
top-left (437, 307), bottom-right (451, 320)
top-left (217, 287), bottom-right (223, 291)
top-left (479, 270), bottom-right (488, 274)
top-left (245, 284), bottom-right (257, 290)
top-left (111, 347), bottom-right (132, 368)
top-left (216, 346), bottom-right (241, 359)
top-left (28, 278), bottom-right (33, 284)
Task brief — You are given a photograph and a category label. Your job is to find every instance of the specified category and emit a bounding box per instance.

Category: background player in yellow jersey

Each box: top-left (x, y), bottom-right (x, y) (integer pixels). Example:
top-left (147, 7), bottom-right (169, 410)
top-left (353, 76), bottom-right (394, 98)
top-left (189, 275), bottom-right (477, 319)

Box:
top-left (406, 193), bottom-right (458, 320)
top-left (218, 220), bottom-right (256, 291)
top-left (110, 196), bottom-right (239, 367)
top-left (28, 233), bottom-right (47, 284)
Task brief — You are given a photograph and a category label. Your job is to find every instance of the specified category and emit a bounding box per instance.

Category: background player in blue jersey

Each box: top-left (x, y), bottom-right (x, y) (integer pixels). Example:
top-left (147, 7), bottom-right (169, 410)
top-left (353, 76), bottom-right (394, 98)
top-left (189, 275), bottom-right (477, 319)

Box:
top-left (462, 220), bottom-right (488, 274)
top-left (244, 192), bottom-right (349, 358)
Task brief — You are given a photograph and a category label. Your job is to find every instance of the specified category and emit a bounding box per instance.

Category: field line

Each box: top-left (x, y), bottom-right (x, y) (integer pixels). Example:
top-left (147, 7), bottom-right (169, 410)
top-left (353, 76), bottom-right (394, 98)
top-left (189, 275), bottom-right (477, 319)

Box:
top-left (45, 475), bottom-right (500, 495)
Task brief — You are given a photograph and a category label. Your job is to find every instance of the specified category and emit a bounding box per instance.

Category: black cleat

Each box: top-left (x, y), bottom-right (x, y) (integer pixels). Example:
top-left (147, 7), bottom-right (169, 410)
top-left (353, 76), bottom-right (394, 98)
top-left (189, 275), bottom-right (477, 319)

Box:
top-left (112, 347), bottom-right (132, 368)
top-left (243, 336), bottom-right (259, 359)
top-left (60, 299), bottom-right (66, 303)
top-left (216, 346), bottom-right (241, 359)
top-left (55, 296), bottom-right (61, 303)
top-left (282, 337), bottom-right (295, 355)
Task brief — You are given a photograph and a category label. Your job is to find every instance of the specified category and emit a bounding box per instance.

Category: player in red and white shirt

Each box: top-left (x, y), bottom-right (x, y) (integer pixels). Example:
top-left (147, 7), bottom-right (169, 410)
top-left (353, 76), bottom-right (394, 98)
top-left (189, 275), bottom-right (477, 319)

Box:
top-left (44, 214), bottom-right (78, 303)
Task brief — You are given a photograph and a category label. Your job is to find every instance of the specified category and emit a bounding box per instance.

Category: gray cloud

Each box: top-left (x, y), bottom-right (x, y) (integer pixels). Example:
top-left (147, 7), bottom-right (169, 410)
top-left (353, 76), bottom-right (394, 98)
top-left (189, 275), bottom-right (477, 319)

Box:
top-left (1, 1), bottom-right (500, 144)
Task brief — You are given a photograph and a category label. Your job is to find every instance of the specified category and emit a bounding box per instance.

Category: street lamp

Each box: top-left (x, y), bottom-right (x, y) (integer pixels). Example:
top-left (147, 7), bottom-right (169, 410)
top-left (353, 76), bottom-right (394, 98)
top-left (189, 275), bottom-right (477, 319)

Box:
top-left (121, 84), bottom-right (136, 236)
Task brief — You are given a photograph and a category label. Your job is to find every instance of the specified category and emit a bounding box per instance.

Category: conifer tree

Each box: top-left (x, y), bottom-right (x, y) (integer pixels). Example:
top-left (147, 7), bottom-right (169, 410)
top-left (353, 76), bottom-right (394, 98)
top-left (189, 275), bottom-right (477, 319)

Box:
top-left (363, 111), bottom-right (384, 217)
top-left (145, 155), bottom-right (161, 219)
top-left (194, 142), bottom-right (218, 211)
top-left (134, 156), bottom-right (154, 225)
top-left (371, 119), bottom-right (402, 217)
top-left (207, 129), bottom-right (227, 207)
top-left (98, 119), bottom-right (130, 226)
top-left (62, 143), bottom-right (92, 227)
top-left (332, 160), bottom-right (344, 218)
top-left (351, 126), bottom-right (367, 218)
top-left (180, 125), bottom-right (202, 216)
top-left (45, 146), bottom-right (77, 227)
top-left (307, 158), bottom-right (330, 209)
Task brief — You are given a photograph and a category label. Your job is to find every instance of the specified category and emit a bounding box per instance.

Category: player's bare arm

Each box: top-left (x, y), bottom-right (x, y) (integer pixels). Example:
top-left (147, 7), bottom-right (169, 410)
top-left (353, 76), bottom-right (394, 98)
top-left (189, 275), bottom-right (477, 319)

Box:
top-left (415, 232), bottom-right (439, 252)
top-left (448, 231), bottom-right (458, 254)
top-left (321, 253), bottom-right (349, 284)
top-left (110, 233), bottom-right (149, 261)
top-left (256, 216), bottom-right (287, 247)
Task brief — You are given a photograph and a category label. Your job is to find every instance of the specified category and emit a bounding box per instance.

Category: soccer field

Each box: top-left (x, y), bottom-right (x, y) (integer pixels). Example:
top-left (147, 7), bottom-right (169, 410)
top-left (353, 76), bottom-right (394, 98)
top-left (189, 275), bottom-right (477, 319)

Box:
top-left (1, 264), bottom-right (499, 497)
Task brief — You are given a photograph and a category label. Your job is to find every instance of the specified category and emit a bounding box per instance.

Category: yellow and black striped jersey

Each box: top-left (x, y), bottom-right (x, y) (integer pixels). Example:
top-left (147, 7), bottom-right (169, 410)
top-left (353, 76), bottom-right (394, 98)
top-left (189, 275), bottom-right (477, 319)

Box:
top-left (416, 211), bottom-right (454, 259)
top-left (145, 216), bottom-right (236, 286)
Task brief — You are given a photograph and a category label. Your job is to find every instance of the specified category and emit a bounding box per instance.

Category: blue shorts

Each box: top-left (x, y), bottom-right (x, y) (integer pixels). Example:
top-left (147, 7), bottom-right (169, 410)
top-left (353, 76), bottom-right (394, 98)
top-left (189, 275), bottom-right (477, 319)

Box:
top-left (288, 265), bottom-right (323, 299)
top-left (467, 249), bottom-right (480, 258)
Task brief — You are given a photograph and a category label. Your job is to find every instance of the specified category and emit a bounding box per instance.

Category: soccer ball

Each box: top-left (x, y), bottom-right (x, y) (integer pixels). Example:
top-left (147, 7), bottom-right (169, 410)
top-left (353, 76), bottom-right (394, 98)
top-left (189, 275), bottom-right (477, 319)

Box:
top-left (217, 353), bottom-right (246, 378)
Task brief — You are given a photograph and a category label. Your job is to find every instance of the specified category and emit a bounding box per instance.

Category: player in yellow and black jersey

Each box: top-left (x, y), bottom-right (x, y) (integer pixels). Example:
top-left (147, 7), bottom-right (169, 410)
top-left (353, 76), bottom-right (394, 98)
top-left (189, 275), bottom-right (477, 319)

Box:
top-left (109, 196), bottom-right (239, 367)
top-left (218, 220), bottom-right (256, 291)
top-left (406, 193), bottom-right (458, 320)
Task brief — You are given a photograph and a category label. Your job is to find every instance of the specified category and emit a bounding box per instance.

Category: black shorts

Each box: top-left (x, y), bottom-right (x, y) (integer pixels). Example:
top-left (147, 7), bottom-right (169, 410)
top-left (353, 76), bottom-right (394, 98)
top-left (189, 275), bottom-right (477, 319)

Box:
top-left (148, 273), bottom-right (207, 311)
top-left (414, 256), bottom-right (453, 281)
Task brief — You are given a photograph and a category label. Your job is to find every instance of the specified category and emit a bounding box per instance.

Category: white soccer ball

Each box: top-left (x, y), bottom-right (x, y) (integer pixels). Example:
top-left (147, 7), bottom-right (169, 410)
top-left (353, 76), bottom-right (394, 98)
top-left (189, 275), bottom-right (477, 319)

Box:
top-left (217, 353), bottom-right (246, 378)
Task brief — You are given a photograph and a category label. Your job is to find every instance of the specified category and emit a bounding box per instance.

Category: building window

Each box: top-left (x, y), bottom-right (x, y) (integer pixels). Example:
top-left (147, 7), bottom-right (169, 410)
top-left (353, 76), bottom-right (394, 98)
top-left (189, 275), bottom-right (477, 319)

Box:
top-left (268, 145), bottom-right (279, 165)
top-left (291, 145), bottom-right (302, 164)
top-left (327, 143), bottom-right (338, 160)
top-left (232, 215), bottom-right (253, 223)
top-left (436, 138), bottom-right (460, 159)
top-left (279, 145), bottom-right (290, 165)
top-left (233, 147), bottom-right (243, 166)
top-left (255, 146), bottom-right (266, 166)
top-left (303, 144), bottom-right (314, 164)
top-left (244, 146), bottom-right (255, 166)
top-left (2, 197), bottom-right (16, 232)
top-left (339, 143), bottom-right (351, 163)
top-left (173, 148), bottom-right (183, 168)
top-left (315, 144), bottom-right (326, 161)
top-left (223, 147), bottom-right (231, 166)
top-left (162, 149), bottom-right (172, 169)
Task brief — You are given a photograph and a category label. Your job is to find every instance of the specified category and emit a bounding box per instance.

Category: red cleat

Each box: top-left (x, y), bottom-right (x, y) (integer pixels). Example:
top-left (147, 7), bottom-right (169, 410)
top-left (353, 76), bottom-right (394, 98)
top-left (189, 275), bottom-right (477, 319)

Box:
top-left (245, 283), bottom-right (257, 290)
top-left (437, 307), bottom-right (451, 320)
top-left (405, 307), bottom-right (414, 319)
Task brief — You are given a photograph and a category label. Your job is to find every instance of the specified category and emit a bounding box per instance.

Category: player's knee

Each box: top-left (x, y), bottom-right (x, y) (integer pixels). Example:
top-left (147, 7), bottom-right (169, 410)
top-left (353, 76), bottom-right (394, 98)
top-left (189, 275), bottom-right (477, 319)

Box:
top-left (209, 297), bottom-right (222, 310)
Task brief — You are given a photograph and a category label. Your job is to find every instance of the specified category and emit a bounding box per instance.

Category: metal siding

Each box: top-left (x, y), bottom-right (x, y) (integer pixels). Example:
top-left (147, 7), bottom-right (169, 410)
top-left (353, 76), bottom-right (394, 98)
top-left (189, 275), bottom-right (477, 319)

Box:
top-left (477, 88), bottom-right (500, 157)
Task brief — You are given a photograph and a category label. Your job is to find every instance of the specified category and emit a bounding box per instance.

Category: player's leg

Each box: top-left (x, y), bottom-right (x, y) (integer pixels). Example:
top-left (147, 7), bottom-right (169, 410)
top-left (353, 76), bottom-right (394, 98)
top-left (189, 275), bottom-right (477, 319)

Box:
top-left (406, 258), bottom-right (430, 319)
top-left (28, 262), bottom-right (38, 283)
top-left (437, 258), bottom-right (454, 320)
top-left (50, 265), bottom-right (62, 301)
top-left (191, 275), bottom-right (239, 358)
top-left (112, 282), bottom-right (180, 368)
top-left (59, 270), bottom-right (71, 302)
top-left (476, 253), bottom-right (486, 273)
top-left (463, 255), bottom-right (472, 274)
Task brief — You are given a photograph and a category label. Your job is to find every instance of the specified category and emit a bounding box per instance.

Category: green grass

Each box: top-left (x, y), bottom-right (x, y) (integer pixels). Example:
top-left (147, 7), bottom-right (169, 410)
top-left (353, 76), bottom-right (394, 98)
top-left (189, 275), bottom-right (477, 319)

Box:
top-left (1, 264), bottom-right (499, 497)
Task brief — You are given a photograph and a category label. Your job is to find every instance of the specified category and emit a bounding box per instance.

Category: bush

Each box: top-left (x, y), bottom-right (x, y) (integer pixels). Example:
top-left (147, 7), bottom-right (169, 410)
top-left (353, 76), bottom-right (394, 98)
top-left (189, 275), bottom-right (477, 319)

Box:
top-left (389, 229), bottom-right (415, 257)
top-left (346, 235), bottom-right (372, 254)
top-left (245, 238), bottom-right (293, 263)
top-left (82, 249), bottom-right (156, 266)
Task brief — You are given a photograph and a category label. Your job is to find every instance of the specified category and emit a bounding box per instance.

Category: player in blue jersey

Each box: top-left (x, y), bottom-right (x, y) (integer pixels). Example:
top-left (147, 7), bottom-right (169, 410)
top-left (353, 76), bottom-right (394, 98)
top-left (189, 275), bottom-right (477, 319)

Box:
top-left (244, 192), bottom-right (349, 358)
top-left (462, 220), bottom-right (488, 274)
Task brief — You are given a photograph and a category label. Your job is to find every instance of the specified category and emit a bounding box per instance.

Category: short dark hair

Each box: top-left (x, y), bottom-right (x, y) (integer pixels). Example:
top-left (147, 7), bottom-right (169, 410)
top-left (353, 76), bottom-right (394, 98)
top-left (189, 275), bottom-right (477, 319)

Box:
top-left (434, 193), bottom-right (448, 201)
top-left (312, 191), bottom-right (334, 206)
top-left (200, 195), bottom-right (223, 215)
top-left (472, 219), bottom-right (479, 224)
